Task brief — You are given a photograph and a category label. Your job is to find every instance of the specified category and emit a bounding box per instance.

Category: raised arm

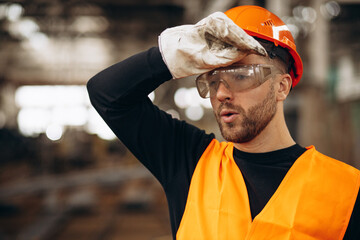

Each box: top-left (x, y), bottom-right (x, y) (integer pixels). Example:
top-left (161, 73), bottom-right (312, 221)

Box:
top-left (87, 47), bottom-right (213, 186)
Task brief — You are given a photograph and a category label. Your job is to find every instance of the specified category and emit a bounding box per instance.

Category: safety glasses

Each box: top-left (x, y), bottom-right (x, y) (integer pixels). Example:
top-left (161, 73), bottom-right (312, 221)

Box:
top-left (196, 64), bottom-right (282, 98)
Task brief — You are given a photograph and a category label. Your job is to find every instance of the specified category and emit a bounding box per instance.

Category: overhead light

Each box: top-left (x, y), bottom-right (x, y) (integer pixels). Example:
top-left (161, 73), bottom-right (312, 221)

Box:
top-left (15, 85), bottom-right (117, 140)
top-left (320, 1), bottom-right (341, 20)
top-left (8, 18), bottom-right (39, 39)
top-left (6, 3), bottom-right (24, 22)
top-left (28, 32), bottom-right (49, 50)
top-left (46, 124), bottom-right (63, 141)
top-left (174, 87), bottom-right (212, 121)
top-left (71, 16), bottom-right (109, 33)
top-left (185, 106), bottom-right (204, 121)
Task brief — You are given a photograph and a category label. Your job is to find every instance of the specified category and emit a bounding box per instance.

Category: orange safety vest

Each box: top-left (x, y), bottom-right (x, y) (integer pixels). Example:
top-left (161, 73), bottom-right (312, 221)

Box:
top-left (176, 139), bottom-right (360, 240)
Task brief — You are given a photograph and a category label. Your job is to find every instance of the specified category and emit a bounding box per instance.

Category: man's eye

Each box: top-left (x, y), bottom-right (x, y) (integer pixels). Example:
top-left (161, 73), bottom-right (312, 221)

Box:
top-left (209, 80), bottom-right (218, 88)
top-left (234, 74), bottom-right (250, 81)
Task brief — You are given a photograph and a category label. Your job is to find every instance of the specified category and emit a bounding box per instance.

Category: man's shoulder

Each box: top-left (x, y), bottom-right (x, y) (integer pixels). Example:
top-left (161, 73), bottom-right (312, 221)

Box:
top-left (306, 145), bottom-right (360, 173)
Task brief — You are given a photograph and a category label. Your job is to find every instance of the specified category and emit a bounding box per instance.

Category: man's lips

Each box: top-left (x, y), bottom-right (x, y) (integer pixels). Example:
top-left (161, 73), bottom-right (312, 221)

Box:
top-left (220, 109), bottom-right (239, 123)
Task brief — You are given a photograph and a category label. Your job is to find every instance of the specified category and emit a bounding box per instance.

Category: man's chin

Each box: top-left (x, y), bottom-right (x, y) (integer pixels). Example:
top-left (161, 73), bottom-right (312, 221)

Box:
top-left (222, 134), bottom-right (255, 144)
top-left (220, 126), bottom-right (256, 144)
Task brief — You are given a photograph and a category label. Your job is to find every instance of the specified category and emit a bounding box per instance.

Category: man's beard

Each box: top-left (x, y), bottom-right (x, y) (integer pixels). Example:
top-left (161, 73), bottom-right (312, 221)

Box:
top-left (215, 85), bottom-right (277, 143)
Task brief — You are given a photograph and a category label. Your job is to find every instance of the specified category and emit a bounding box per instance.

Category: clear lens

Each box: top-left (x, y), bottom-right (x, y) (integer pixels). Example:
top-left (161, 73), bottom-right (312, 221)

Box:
top-left (196, 64), bottom-right (278, 98)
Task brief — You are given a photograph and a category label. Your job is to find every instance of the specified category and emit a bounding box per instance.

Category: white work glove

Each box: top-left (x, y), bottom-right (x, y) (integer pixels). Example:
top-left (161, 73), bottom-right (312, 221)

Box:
top-left (158, 12), bottom-right (267, 79)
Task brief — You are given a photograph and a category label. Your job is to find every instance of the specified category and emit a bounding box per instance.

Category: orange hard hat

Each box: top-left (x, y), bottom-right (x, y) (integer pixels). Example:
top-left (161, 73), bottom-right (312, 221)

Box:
top-left (225, 5), bottom-right (303, 87)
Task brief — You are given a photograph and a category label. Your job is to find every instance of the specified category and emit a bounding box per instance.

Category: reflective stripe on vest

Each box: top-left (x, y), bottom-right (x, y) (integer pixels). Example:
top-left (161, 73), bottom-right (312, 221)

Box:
top-left (176, 139), bottom-right (360, 240)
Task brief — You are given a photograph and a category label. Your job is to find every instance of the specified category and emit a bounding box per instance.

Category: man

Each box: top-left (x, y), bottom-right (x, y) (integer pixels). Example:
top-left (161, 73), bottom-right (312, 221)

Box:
top-left (87, 5), bottom-right (360, 240)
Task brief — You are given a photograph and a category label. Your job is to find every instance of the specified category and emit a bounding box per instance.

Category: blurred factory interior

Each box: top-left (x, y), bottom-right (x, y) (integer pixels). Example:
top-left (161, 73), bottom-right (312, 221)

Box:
top-left (0, 0), bottom-right (359, 239)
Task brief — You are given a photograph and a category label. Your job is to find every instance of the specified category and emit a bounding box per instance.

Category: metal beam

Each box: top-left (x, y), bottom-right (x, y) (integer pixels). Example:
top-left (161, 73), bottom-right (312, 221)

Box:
top-left (0, 166), bottom-right (152, 199)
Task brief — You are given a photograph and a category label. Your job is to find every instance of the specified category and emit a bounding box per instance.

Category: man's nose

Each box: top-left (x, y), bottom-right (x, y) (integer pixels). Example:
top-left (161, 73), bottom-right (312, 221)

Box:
top-left (215, 80), bottom-right (233, 102)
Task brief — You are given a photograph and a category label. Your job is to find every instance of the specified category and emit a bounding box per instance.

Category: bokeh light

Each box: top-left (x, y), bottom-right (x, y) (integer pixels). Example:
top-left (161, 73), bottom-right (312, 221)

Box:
top-left (15, 85), bottom-right (116, 140)
top-left (174, 87), bottom-right (212, 121)
top-left (320, 1), bottom-right (341, 20)
top-left (46, 124), bottom-right (63, 141)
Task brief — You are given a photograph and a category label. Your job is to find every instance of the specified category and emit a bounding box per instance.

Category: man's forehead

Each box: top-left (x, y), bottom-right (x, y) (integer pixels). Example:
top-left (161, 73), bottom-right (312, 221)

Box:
top-left (234, 54), bottom-right (269, 65)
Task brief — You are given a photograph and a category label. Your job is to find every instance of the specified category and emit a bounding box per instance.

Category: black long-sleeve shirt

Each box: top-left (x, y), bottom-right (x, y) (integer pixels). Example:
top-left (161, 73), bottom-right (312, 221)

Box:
top-left (87, 47), bottom-right (360, 240)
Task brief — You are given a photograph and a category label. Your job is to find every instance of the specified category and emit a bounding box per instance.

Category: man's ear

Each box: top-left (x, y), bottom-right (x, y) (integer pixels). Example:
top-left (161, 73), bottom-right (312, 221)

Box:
top-left (276, 74), bottom-right (292, 101)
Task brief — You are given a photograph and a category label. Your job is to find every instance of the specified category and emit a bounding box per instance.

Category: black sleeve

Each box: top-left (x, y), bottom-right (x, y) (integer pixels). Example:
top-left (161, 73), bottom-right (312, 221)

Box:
top-left (343, 190), bottom-right (360, 239)
top-left (87, 47), bottom-right (214, 188)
